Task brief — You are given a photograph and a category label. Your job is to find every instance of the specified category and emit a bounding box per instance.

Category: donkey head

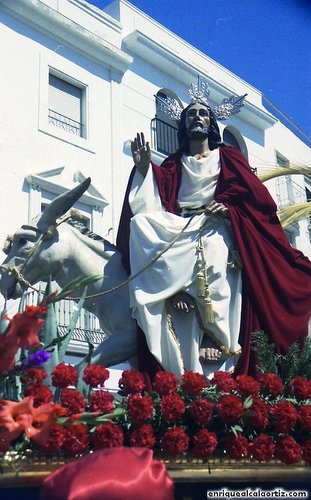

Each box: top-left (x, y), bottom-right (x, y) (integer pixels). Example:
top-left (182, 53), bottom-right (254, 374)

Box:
top-left (0, 178), bottom-right (91, 299)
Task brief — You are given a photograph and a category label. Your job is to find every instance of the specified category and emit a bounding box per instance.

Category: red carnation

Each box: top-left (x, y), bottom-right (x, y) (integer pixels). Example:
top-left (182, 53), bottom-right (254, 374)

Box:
top-left (129, 424), bottom-right (156, 449)
top-left (91, 423), bottom-right (124, 449)
top-left (290, 376), bottom-right (311, 401)
top-left (63, 423), bottom-right (89, 456)
top-left (153, 371), bottom-right (179, 396)
top-left (192, 429), bottom-right (217, 458)
top-left (161, 427), bottom-right (189, 457)
top-left (61, 388), bottom-right (85, 416)
top-left (161, 394), bottom-right (186, 422)
top-left (211, 371), bottom-right (237, 393)
top-left (181, 372), bottom-right (207, 395)
top-left (249, 434), bottom-right (275, 462)
top-left (270, 400), bottom-right (298, 433)
top-left (32, 423), bottom-right (65, 455)
top-left (189, 398), bottom-right (214, 425)
top-left (225, 434), bottom-right (249, 459)
top-left (217, 394), bottom-right (243, 423)
top-left (21, 368), bottom-right (47, 385)
top-left (89, 390), bottom-right (114, 414)
top-left (82, 364), bottom-right (109, 388)
top-left (258, 373), bottom-right (284, 397)
top-left (236, 375), bottom-right (260, 398)
top-left (51, 362), bottom-right (78, 388)
top-left (246, 397), bottom-right (269, 430)
top-left (118, 370), bottom-right (145, 395)
top-left (24, 384), bottom-right (53, 407)
top-left (302, 439), bottom-right (311, 465)
top-left (127, 394), bottom-right (154, 426)
top-left (276, 435), bottom-right (302, 465)
top-left (299, 405), bottom-right (311, 432)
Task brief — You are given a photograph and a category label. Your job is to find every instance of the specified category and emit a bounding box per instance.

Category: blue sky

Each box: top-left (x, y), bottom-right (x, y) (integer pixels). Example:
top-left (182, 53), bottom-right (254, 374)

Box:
top-left (88, 0), bottom-right (311, 141)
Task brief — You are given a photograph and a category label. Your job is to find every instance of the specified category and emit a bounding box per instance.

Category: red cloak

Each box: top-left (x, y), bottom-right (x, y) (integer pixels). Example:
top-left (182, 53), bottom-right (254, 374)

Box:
top-left (117, 146), bottom-right (311, 376)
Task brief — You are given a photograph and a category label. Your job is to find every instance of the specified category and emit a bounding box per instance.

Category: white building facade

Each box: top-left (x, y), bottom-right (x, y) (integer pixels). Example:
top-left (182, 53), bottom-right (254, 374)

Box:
top-left (0, 0), bottom-right (310, 309)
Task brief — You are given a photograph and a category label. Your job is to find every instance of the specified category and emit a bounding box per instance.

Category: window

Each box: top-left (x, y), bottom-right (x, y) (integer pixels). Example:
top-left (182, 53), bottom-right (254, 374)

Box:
top-left (276, 151), bottom-right (289, 168)
top-left (38, 57), bottom-right (94, 150)
top-left (222, 126), bottom-right (248, 160)
top-left (223, 128), bottom-right (241, 150)
top-left (151, 90), bottom-right (179, 155)
top-left (48, 73), bottom-right (85, 138)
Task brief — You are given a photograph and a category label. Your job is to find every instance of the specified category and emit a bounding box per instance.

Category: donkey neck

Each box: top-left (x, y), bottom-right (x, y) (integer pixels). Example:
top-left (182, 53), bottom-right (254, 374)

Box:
top-left (52, 224), bottom-right (112, 291)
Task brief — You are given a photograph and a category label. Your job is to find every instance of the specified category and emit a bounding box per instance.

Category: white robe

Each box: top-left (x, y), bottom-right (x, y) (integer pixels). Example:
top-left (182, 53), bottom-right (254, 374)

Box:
top-left (128, 150), bottom-right (242, 377)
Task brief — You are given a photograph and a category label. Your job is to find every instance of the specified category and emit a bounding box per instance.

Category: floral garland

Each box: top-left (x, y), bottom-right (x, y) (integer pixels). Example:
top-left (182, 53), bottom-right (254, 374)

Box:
top-left (0, 304), bottom-right (311, 466)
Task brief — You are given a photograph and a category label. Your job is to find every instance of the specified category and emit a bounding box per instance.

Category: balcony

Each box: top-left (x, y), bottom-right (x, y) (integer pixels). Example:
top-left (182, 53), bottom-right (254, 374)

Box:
top-left (25, 290), bottom-right (106, 350)
top-left (276, 176), bottom-right (307, 208)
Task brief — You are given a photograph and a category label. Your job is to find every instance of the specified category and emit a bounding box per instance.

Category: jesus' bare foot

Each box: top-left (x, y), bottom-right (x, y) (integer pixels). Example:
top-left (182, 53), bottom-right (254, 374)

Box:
top-left (199, 347), bottom-right (224, 363)
top-left (199, 336), bottom-right (229, 364)
top-left (171, 292), bottom-right (195, 313)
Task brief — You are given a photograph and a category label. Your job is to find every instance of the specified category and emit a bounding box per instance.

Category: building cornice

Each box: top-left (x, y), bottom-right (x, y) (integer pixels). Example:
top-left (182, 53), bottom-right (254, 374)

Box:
top-left (123, 30), bottom-right (277, 131)
top-left (69, 0), bottom-right (122, 33)
top-left (0, 0), bottom-right (132, 74)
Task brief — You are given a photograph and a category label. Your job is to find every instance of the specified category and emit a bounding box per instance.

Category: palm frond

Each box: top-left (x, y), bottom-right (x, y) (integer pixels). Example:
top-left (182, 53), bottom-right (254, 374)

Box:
top-left (259, 163), bottom-right (311, 183)
top-left (297, 337), bottom-right (311, 379)
top-left (278, 342), bottom-right (300, 384)
top-left (251, 331), bottom-right (278, 374)
top-left (277, 203), bottom-right (311, 228)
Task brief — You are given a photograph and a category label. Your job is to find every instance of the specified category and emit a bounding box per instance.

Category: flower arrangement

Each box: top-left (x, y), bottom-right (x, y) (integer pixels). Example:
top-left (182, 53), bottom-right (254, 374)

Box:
top-left (0, 287), bottom-right (311, 470)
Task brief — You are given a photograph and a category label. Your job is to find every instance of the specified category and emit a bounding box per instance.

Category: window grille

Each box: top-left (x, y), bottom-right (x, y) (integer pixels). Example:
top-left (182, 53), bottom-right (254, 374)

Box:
top-left (152, 90), bottom-right (179, 155)
top-left (151, 117), bottom-right (178, 155)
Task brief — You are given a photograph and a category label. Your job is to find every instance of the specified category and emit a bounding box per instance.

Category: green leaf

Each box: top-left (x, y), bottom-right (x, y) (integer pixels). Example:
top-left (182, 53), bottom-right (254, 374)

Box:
top-left (57, 287), bottom-right (87, 362)
top-left (50, 275), bottom-right (102, 303)
top-left (59, 407), bottom-right (126, 427)
top-left (230, 425), bottom-right (243, 437)
top-left (40, 278), bottom-right (59, 386)
top-left (18, 290), bottom-right (27, 313)
top-left (243, 396), bottom-right (253, 409)
top-left (76, 336), bottom-right (95, 397)
top-left (0, 299), bottom-right (9, 334)
top-left (36, 284), bottom-right (44, 305)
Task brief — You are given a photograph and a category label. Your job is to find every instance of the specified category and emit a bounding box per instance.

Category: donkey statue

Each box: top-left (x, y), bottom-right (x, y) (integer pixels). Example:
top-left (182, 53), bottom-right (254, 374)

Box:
top-left (0, 178), bottom-right (137, 367)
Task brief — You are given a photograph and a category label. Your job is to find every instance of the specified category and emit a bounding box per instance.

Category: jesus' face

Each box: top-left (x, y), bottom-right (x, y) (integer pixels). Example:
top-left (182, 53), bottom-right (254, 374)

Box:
top-left (185, 104), bottom-right (210, 140)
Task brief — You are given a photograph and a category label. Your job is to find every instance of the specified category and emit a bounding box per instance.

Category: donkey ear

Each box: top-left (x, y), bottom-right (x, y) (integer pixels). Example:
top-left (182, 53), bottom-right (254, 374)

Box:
top-left (37, 178), bottom-right (91, 231)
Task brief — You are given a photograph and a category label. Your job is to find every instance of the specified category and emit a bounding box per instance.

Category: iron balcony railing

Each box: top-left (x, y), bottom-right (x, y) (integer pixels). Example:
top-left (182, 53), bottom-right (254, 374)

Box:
top-left (276, 176), bottom-right (307, 208)
top-left (151, 117), bottom-right (178, 155)
top-left (48, 109), bottom-right (84, 137)
top-left (25, 290), bottom-right (106, 348)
